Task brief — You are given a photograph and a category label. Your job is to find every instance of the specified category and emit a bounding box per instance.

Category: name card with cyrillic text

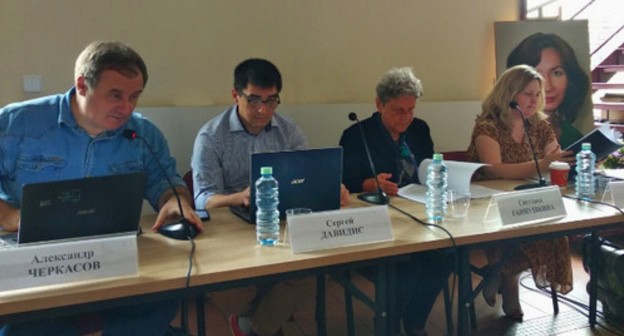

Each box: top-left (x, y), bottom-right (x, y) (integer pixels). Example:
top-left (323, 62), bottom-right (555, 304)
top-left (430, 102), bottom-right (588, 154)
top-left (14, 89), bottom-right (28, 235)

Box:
top-left (0, 234), bottom-right (138, 291)
top-left (287, 206), bottom-right (393, 253)
top-left (605, 181), bottom-right (624, 208)
top-left (494, 186), bottom-right (566, 226)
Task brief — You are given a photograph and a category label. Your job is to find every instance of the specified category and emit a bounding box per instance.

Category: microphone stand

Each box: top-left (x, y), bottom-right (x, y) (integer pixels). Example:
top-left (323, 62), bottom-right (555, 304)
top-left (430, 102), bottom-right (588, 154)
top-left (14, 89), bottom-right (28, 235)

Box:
top-left (510, 102), bottom-right (548, 190)
top-left (348, 112), bottom-right (389, 204)
top-left (123, 129), bottom-right (197, 239)
top-left (123, 129), bottom-right (196, 335)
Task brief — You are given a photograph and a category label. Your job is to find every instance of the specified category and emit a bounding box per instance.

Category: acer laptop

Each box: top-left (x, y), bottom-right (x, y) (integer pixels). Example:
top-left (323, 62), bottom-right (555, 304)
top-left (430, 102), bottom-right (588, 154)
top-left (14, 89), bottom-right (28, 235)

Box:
top-left (230, 147), bottom-right (343, 223)
top-left (6, 172), bottom-right (146, 246)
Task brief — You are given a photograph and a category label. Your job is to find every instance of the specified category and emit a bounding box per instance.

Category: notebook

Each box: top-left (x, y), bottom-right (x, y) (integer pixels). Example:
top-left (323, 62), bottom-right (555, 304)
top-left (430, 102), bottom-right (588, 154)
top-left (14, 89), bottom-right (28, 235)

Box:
top-left (10, 172), bottom-right (146, 246)
top-left (230, 147), bottom-right (343, 223)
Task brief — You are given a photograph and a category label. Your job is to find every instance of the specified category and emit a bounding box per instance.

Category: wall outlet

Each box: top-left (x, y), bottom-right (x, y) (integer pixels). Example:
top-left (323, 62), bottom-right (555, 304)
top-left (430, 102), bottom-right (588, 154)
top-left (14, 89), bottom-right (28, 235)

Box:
top-left (23, 75), bottom-right (43, 92)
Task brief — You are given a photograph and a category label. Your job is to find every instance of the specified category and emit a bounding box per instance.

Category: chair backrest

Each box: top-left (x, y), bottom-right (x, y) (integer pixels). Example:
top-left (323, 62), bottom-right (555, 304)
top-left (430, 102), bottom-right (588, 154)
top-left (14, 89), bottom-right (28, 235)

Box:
top-left (183, 170), bottom-right (194, 199)
top-left (442, 151), bottom-right (468, 162)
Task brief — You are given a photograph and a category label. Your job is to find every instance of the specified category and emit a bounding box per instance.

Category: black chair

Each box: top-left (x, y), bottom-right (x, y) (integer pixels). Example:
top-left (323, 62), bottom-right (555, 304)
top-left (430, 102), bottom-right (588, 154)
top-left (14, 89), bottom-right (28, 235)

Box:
top-left (183, 170), bottom-right (194, 200)
top-left (582, 234), bottom-right (624, 327)
top-left (441, 150), bottom-right (469, 162)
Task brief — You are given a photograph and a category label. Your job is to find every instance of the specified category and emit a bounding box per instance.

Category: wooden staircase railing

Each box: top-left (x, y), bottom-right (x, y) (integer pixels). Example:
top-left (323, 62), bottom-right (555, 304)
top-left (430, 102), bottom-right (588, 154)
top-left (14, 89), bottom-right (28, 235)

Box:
top-left (526, 0), bottom-right (624, 117)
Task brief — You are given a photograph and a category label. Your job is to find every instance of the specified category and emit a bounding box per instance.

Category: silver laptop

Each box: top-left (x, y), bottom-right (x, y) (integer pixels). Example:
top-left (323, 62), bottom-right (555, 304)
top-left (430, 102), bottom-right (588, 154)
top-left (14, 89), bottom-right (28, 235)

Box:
top-left (4, 173), bottom-right (146, 246)
top-left (230, 147), bottom-right (343, 223)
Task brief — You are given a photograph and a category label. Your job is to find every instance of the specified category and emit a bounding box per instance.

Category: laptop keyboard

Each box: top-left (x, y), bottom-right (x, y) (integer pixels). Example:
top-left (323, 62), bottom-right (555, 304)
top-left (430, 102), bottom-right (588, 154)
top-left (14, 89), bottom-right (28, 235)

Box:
top-left (230, 205), bottom-right (253, 223)
top-left (0, 233), bottom-right (17, 249)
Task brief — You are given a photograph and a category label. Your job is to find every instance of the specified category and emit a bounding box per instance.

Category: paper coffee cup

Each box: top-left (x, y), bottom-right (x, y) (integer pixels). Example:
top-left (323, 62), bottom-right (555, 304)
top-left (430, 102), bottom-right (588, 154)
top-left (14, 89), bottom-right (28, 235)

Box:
top-left (549, 161), bottom-right (570, 187)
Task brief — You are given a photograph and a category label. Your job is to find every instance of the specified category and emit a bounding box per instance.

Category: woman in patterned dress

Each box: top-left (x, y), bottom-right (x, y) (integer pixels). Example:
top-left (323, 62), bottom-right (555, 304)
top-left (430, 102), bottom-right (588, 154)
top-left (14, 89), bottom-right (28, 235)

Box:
top-left (466, 65), bottom-right (575, 321)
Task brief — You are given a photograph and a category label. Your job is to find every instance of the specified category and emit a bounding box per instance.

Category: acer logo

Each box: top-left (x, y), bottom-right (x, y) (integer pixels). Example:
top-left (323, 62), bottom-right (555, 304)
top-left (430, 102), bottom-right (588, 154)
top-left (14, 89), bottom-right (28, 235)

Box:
top-left (290, 178), bottom-right (306, 185)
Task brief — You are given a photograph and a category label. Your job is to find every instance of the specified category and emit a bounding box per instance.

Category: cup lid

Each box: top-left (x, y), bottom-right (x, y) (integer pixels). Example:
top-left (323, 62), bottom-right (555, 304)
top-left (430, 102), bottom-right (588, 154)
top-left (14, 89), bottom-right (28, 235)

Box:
top-left (549, 161), bottom-right (570, 169)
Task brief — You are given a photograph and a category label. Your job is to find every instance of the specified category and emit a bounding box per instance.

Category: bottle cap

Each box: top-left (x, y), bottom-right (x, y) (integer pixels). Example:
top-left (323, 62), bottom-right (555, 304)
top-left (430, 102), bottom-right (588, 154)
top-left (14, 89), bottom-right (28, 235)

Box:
top-left (432, 153), bottom-right (443, 161)
top-left (260, 166), bottom-right (273, 175)
top-left (581, 142), bottom-right (591, 150)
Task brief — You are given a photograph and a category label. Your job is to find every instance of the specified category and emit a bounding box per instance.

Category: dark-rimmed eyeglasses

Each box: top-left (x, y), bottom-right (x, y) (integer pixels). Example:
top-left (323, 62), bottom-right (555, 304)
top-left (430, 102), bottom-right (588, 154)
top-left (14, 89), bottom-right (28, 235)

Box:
top-left (239, 91), bottom-right (280, 109)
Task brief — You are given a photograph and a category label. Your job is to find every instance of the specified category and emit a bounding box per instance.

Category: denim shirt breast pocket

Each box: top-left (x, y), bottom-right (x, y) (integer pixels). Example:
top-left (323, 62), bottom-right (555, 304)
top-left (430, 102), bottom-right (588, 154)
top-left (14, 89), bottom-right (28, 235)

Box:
top-left (14, 154), bottom-right (67, 188)
top-left (108, 160), bottom-right (144, 175)
top-left (17, 154), bottom-right (66, 173)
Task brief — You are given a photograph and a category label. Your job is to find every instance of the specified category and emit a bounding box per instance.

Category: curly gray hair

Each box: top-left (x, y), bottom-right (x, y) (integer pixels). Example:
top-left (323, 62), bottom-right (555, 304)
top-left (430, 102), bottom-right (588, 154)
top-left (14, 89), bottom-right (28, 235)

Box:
top-left (376, 67), bottom-right (423, 104)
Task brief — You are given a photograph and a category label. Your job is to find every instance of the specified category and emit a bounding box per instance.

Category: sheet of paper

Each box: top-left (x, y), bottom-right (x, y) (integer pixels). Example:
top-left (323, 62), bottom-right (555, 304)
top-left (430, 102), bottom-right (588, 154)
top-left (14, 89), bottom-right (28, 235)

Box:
top-left (398, 159), bottom-right (502, 203)
top-left (416, 159), bottom-right (485, 194)
top-left (397, 183), bottom-right (427, 204)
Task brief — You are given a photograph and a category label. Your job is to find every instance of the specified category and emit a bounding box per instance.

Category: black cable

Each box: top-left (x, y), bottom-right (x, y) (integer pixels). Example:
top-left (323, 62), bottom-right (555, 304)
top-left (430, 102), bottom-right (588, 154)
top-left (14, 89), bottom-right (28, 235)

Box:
top-left (387, 201), bottom-right (459, 331)
top-left (185, 237), bottom-right (196, 287)
top-left (176, 237), bottom-right (196, 335)
top-left (562, 194), bottom-right (624, 216)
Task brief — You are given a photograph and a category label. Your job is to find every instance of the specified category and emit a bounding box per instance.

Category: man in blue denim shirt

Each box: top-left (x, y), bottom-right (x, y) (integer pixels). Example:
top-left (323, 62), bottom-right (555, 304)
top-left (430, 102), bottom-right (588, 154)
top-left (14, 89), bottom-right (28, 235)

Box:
top-left (0, 41), bottom-right (202, 335)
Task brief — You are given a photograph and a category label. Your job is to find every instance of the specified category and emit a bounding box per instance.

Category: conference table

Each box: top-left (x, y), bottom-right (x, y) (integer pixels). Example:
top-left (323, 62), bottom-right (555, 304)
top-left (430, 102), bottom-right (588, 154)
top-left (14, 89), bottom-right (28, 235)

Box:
top-left (0, 180), bottom-right (622, 336)
top-left (0, 195), bottom-right (450, 335)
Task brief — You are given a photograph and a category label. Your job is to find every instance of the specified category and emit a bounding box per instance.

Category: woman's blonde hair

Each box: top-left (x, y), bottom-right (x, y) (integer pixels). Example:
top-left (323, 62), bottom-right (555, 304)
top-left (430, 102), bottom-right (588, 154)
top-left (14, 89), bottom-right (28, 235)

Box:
top-left (479, 64), bottom-right (546, 129)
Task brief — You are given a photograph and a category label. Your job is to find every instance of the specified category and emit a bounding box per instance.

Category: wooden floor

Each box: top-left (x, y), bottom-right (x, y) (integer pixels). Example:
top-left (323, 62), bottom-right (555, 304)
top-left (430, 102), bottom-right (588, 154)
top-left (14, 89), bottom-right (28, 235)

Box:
top-left (173, 240), bottom-right (624, 336)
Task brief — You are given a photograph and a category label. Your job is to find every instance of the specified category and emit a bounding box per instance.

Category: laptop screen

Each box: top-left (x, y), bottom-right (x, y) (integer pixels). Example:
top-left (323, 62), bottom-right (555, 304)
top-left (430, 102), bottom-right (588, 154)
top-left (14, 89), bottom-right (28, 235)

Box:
top-left (239, 147), bottom-right (342, 223)
top-left (18, 172), bottom-right (145, 245)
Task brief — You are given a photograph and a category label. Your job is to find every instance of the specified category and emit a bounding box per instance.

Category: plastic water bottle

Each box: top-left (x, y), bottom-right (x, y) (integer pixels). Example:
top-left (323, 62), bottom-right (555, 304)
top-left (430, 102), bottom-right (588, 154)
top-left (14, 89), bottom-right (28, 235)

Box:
top-left (575, 142), bottom-right (596, 201)
top-left (255, 166), bottom-right (280, 246)
top-left (425, 153), bottom-right (448, 223)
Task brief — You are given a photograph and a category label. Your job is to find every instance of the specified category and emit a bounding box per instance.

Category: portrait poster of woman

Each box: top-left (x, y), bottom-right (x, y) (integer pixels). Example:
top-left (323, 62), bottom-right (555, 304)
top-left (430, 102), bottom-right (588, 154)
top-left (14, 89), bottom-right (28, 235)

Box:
top-left (494, 20), bottom-right (594, 148)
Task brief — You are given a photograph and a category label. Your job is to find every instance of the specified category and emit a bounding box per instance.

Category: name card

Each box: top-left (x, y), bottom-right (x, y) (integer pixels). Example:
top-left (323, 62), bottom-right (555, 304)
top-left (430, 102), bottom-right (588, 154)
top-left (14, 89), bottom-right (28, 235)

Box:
top-left (493, 186), bottom-right (566, 226)
top-left (605, 181), bottom-right (624, 208)
top-left (0, 234), bottom-right (138, 292)
top-left (287, 206), bottom-right (393, 253)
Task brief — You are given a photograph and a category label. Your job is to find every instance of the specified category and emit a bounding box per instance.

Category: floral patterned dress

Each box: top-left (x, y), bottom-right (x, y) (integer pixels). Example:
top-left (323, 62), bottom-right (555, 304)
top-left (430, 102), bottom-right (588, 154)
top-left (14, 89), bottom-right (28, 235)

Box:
top-left (467, 116), bottom-right (573, 294)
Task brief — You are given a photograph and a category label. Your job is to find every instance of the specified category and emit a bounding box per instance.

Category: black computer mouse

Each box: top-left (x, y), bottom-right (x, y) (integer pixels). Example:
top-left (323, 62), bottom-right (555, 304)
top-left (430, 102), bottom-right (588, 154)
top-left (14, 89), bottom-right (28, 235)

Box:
top-left (158, 219), bottom-right (198, 240)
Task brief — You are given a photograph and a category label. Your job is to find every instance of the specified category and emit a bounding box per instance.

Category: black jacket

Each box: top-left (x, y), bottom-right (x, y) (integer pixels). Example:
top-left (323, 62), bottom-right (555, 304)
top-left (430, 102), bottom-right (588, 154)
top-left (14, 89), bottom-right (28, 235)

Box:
top-left (339, 112), bottom-right (434, 192)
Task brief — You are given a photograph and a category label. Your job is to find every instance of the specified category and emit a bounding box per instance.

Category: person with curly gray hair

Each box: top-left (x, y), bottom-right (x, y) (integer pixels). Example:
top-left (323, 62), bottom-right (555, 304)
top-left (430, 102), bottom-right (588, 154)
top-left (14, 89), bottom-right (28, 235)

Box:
top-left (341, 67), bottom-right (431, 194)
top-left (340, 67), bottom-right (451, 336)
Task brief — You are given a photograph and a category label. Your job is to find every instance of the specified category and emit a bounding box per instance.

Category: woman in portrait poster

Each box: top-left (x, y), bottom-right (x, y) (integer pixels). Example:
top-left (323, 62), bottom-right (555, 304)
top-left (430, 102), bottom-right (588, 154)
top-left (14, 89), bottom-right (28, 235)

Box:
top-left (507, 32), bottom-right (594, 148)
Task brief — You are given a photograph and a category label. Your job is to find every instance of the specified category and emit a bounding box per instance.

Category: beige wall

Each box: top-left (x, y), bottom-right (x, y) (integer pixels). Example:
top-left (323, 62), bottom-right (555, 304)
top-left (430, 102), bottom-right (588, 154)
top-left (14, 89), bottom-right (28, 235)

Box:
top-left (0, 1), bottom-right (518, 107)
top-left (137, 102), bottom-right (483, 175)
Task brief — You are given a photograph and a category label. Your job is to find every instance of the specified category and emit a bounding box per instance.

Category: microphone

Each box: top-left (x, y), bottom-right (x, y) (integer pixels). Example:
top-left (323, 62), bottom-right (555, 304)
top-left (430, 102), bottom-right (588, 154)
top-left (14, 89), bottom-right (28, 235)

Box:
top-left (509, 101), bottom-right (548, 190)
top-left (348, 112), bottom-right (389, 205)
top-left (123, 129), bottom-right (197, 240)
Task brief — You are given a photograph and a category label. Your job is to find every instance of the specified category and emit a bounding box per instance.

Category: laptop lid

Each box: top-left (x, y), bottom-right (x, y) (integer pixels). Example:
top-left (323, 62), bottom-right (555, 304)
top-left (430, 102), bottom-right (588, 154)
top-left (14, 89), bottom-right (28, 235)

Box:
top-left (232, 147), bottom-right (342, 223)
top-left (18, 172), bottom-right (145, 245)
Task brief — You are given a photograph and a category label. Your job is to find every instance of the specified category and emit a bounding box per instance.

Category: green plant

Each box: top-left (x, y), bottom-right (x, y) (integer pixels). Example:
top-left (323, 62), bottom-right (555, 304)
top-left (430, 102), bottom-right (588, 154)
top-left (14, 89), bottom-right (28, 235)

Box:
top-left (602, 147), bottom-right (624, 169)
